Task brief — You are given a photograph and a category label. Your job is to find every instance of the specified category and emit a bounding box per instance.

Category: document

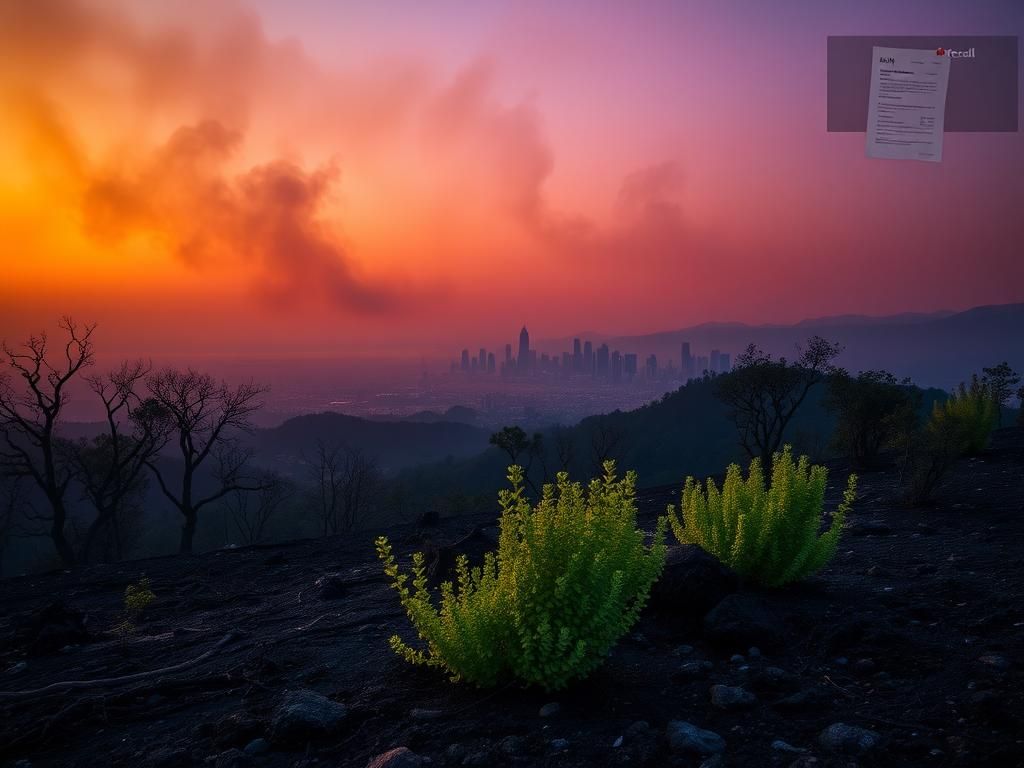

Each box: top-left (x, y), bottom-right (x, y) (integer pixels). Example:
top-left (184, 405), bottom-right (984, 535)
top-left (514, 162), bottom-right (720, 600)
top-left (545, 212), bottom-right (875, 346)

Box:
top-left (866, 46), bottom-right (951, 162)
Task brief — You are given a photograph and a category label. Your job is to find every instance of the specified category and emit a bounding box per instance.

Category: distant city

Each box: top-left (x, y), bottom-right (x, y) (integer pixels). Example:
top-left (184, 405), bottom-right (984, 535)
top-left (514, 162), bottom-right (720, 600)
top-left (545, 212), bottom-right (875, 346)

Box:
top-left (451, 326), bottom-right (732, 385)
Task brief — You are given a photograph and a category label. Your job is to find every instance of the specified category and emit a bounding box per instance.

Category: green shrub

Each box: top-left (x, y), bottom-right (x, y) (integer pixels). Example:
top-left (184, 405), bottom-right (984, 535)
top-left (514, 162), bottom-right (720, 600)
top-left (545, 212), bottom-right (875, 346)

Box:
top-left (113, 576), bottom-right (155, 639)
top-left (931, 375), bottom-right (997, 455)
top-left (376, 462), bottom-right (667, 690)
top-left (668, 446), bottom-right (856, 587)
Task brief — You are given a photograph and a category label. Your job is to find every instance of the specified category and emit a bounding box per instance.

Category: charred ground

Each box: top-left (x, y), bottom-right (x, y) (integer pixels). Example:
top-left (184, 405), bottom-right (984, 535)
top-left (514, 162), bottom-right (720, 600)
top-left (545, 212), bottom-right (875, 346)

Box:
top-left (1, 430), bottom-right (1023, 767)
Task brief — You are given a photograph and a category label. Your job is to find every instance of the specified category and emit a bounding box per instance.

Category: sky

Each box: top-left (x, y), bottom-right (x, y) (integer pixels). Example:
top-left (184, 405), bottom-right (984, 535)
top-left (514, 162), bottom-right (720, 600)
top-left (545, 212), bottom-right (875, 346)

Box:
top-left (1, 0), bottom-right (1022, 360)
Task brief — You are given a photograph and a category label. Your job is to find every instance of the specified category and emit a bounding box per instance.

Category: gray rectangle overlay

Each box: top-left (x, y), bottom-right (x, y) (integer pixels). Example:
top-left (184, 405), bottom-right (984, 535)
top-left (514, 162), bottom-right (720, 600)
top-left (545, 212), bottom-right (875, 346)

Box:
top-left (827, 36), bottom-right (1018, 132)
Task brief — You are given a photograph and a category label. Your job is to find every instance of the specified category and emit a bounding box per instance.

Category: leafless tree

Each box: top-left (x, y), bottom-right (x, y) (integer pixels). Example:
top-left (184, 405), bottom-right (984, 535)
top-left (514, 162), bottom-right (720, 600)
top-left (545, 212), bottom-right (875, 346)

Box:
top-left (553, 426), bottom-right (576, 473)
top-left (145, 368), bottom-right (267, 554)
top-left (0, 317), bottom-right (96, 567)
top-left (222, 470), bottom-right (288, 545)
top-left (715, 336), bottom-right (842, 474)
top-left (590, 416), bottom-right (628, 476)
top-left (306, 441), bottom-right (380, 536)
top-left (72, 361), bottom-right (170, 564)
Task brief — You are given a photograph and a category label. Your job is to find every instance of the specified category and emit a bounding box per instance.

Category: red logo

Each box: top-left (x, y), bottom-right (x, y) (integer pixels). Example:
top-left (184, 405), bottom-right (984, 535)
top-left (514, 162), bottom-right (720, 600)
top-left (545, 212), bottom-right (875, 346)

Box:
top-left (936, 47), bottom-right (946, 56)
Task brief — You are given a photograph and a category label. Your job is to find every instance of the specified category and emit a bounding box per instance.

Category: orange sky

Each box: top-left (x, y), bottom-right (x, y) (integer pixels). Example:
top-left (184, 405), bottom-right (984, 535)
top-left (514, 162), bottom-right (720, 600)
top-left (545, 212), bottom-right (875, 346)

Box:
top-left (2, 0), bottom-right (1023, 359)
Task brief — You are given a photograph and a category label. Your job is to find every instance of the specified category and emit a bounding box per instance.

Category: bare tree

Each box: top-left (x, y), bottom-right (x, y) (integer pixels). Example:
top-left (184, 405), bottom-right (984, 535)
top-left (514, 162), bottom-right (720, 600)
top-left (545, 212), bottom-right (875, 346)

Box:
top-left (715, 336), bottom-right (842, 474)
top-left (0, 317), bottom-right (96, 567)
top-left (72, 361), bottom-right (170, 563)
top-left (222, 470), bottom-right (288, 545)
top-left (145, 368), bottom-right (267, 554)
top-left (306, 441), bottom-right (380, 536)
top-left (590, 416), bottom-right (628, 476)
top-left (553, 426), bottom-right (576, 473)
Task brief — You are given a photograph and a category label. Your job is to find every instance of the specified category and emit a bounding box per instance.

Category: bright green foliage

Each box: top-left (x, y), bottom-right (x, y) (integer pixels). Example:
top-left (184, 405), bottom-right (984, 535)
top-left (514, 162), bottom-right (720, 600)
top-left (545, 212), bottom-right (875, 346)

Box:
top-left (376, 462), bottom-right (667, 690)
top-left (669, 446), bottom-right (856, 587)
top-left (931, 375), bottom-right (998, 455)
top-left (114, 576), bottom-right (155, 638)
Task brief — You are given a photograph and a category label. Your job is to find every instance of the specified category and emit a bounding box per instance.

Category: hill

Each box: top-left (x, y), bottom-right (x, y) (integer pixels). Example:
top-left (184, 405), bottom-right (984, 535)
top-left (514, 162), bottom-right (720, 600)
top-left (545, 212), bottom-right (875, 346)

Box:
top-left (540, 303), bottom-right (1024, 392)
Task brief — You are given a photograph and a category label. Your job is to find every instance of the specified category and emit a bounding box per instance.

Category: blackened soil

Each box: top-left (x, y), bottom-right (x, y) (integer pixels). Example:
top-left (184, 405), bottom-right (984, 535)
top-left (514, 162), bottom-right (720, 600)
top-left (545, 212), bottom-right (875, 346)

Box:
top-left (1, 431), bottom-right (1023, 768)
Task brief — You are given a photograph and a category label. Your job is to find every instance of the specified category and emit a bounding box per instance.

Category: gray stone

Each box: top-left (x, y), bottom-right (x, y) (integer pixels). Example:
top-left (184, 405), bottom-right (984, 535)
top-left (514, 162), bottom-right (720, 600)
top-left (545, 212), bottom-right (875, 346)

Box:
top-left (674, 660), bottom-right (714, 680)
top-left (730, 654), bottom-right (746, 663)
top-left (270, 690), bottom-right (347, 744)
top-left (818, 723), bottom-right (881, 755)
top-left (498, 736), bottom-right (526, 756)
top-left (977, 654), bottom-right (1010, 671)
top-left (550, 739), bottom-right (570, 750)
top-left (365, 747), bottom-right (423, 768)
top-left (771, 739), bottom-right (806, 754)
top-left (243, 739), bottom-right (269, 756)
top-left (666, 720), bottom-right (726, 756)
top-left (710, 684), bottom-right (756, 710)
top-left (538, 701), bottom-right (561, 717)
top-left (703, 593), bottom-right (784, 652)
top-left (648, 545), bottom-right (738, 616)
top-left (673, 644), bottom-right (695, 656)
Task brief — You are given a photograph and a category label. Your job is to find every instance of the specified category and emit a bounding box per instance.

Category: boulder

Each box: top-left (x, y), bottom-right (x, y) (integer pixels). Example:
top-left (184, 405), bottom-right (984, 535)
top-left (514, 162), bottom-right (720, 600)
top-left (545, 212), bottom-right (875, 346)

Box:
top-left (315, 573), bottom-right (348, 600)
top-left (648, 545), bottom-right (737, 616)
top-left (818, 723), bottom-right (881, 755)
top-left (710, 684), bottom-right (756, 710)
top-left (703, 593), bottom-right (784, 652)
top-left (270, 690), bottom-right (347, 744)
top-left (666, 720), bottom-right (726, 756)
top-left (365, 747), bottom-right (423, 768)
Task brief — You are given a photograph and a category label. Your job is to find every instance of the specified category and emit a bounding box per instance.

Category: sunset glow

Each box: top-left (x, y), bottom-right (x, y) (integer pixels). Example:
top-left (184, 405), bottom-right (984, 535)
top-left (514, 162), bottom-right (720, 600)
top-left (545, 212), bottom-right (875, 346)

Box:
top-left (2, 0), bottom-right (1022, 358)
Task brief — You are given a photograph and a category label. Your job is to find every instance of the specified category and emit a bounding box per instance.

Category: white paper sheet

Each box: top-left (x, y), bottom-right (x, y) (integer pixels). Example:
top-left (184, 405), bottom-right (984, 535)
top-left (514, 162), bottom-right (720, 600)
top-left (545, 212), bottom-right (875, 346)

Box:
top-left (866, 46), bottom-right (951, 162)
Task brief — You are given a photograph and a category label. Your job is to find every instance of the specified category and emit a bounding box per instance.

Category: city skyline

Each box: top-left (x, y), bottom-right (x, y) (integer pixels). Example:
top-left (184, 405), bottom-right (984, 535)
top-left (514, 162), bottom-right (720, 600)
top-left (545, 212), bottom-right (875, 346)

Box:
top-left (452, 325), bottom-right (732, 383)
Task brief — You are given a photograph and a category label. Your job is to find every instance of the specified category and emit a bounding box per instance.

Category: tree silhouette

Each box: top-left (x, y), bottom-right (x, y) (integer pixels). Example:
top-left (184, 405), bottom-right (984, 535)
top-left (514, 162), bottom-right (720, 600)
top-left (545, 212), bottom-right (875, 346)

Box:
top-left (0, 317), bottom-right (95, 567)
top-left (981, 362), bottom-right (1020, 426)
top-left (489, 426), bottom-right (544, 494)
top-left (145, 368), bottom-right (267, 554)
top-left (716, 336), bottom-right (841, 474)
top-left (72, 361), bottom-right (170, 563)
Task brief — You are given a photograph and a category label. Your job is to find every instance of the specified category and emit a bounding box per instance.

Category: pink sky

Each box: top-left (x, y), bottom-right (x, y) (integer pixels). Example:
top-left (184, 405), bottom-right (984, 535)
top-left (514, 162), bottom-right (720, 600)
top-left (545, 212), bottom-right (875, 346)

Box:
top-left (1, 0), bottom-right (1022, 358)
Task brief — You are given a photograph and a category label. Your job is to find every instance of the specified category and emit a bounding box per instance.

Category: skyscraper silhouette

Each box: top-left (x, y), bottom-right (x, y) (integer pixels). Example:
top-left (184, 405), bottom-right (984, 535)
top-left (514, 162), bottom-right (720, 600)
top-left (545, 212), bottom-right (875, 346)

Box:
top-left (518, 326), bottom-right (530, 373)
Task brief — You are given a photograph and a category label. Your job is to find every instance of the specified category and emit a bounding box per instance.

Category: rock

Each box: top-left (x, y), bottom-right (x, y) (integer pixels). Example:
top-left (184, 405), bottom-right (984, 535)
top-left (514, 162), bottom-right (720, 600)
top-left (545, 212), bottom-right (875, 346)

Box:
top-left (666, 720), bottom-right (726, 756)
top-left (672, 660), bottom-right (714, 681)
top-left (22, 601), bottom-right (90, 654)
top-left (212, 749), bottom-right (249, 768)
top-left (365, 747), bottom-right (423, 768)
top-left (443, 744), bottom-right (466, 763)
top-left (748, 647), bottom-right (761, 658)
top-left (243, 739), bottom-right (269, 756)
top-left (673, 644), bottom-right (695, 656)
top-left (497, 736), bottom-right (526, 756)
top-left (270, 690), bottom-right (347, 744)
top-left (214, 711), bottom-right (263, 749)
top-left (461, 751), bottom-right (491, 767)
top-left (314, 573), bottom-right (347, 600)
top-left (977, 654), bottom-right (1010, 671)
top-left (538, 701), bottom-right (561, 717)
top-left (703, 593), bottom-right (784, 652)
top-left (774, 689), bottom-right (825, 711)
top-left (550, 739), bottom-right (570, 750)
top-left (818, 723), bottom-right (881, 755)
top-left (699, 756), bottom-right (726, 768)
top-left (751, 666), bottom-right (799, 692)
top-left (425, 527), bottom-right (497, 587)
top-left (6, 661), bottom-right (28, 675)
top-left (710, 684), bottom-right (756, 710)
top-left (854, 658), bottom-right (876, 674)
top-left (410, 708), bottom-right (443, 720)
top-left (771, 740), bottom-right (807, 754)
top-left (648, 545), bottom-right (737, 616)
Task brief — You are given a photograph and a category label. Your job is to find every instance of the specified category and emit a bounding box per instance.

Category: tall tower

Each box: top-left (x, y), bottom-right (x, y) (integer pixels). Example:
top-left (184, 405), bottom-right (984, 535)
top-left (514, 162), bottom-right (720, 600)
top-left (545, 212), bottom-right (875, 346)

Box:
top-left (518, 326), bottom-right (530, 372)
